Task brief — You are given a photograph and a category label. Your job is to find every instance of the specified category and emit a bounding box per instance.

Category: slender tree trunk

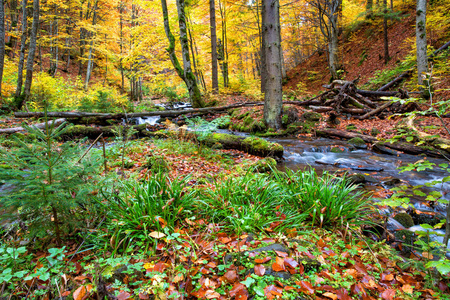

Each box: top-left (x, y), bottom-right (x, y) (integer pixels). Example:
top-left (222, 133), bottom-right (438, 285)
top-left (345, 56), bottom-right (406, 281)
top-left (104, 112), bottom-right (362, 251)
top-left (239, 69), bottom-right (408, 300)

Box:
top-left (328, 10), bottom-right (340, 79)
top-left (262, 0), bottom-right (283, 130)
top-left (119, 1), bottom-right (124, 93)
top-left (366, 0), bottom-right (373, 18)
top-left (85, 0), bottom-right (98, 90)
top-left (416, 0), bottom-right (428, 85)
top-left (210, 0), bottom-right (219, 93)
top-left (21, 0), bottom-right (39, 109)
top-left (259, 0), bottom-right (266, 92)
top-left (0, 0), bottom-right (5, 98)
top-left (176, 0), bottom-right (204, 108)
top-left (383, 0), bottom-right (389, 64)
top-left (15, 0), bottom-right (28, 100)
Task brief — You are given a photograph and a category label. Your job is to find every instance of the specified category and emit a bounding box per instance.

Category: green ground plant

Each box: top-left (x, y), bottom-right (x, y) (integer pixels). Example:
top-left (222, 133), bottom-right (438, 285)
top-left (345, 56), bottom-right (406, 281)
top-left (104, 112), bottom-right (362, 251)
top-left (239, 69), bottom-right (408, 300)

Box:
top-left (273, 169), bottom-right (373, 229)
top-left (0, 107), bottom-right (101, 245)
top-left (98, 173), bottom-right (197, 254)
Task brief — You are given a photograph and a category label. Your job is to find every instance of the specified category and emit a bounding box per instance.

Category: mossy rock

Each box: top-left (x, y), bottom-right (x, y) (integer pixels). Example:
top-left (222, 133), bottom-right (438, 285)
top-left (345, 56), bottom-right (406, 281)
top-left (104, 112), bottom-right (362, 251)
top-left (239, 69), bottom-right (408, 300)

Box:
top-left (394, 230), bottom-right (416, 256)
top-left (251, 157), bottom-right (277, 173)
top-left (300, 112), bottom-right (321, 122)
top-left (330, 147), bottom-right (345, 153)
top-left (371, 127), bottom-right (381, 136)
top-left (393, 213), bottom-right (414, 228)
top-left (346, 124), bottom-right (357, 131)
top-left (102, 264), bottom-right (145, 284)
top-left (348, 174), bottom-right (365, 185)
top-left (243, 115), bottom-right (254, 126)
top-left (411, 211), bottom-right (445, 227)
top-left (282, 106), bottom-right (299, 126)
top-left (146, 156), bottom-right (169, 173)
top-left (348, 137), bottom-right (367, 149)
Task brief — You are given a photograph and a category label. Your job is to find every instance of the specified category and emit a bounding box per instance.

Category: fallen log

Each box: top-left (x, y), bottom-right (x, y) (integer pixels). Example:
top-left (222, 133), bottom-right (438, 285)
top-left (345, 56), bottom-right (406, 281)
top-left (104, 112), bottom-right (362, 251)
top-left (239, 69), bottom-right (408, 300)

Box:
top-left (0, 118), bottom-right (66, 134)
top-left (356, 101), bottom-right (393, 120)
top-left (310, 106), bottom-right (334, 113)
top-left (14, 100), bottom-right (326, 121)
top-left (316, 128), bottom-right (444, 158)
top-left (378, 71), bottom-right (412, 91)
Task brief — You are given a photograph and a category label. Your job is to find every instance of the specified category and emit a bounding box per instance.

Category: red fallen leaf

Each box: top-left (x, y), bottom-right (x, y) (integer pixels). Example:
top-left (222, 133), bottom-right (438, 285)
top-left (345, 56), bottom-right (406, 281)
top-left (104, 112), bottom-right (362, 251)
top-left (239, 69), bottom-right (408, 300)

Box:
top-left (139, 292), bottom-right (149, 299)
top-left (235, 289), bottom-right (248, 300)
top-left (255, 256), bottom-right (272, 264)
top-left (155, 216), bottom-right (167, 228)
top-left (351, 283), bottom-right (368, 298)
top-left (205, 290), bottom-right (221, 299)
top-left (61, 291), bottom-right (71, 297)
top-left (317, 239), bottom-right (327, 248)
top-left (336, 288), bottom-right (352, 300)
top-left (320, 207), bottom-right (327, 214)
top-left (117, 291), bottom-right (132, 300)
top-left (219, 237), bottom-right (231, 244)
top-left (156, 243), bottom-right (165, 251)
top-left (297, 281), bottom-right (314, 295)
top-left (206, 261), bottom-right (217, 268)
top-left (439, 281), bottom-right (448, 292)
top-left (380, 289), bottom-right (396, 300)
top-left (264, 285), bottom-right (283, 299)
top-left (153, 262), bottom-right (167, 272)
top-left (381, 273), bottom-right (394, 281)
top-left (275, 251), bottom-right (288, 258)
top-left (284, 286), bottom-right (296, 291)
top-left (284, 258), bottom-right (299, 269)
top-left (254, 264), bottom-right (265, 276)
top-left (224, 270), bottom-right (238, 283)
top-left (73, 286), bottom-right (87, 300)
top-left (272, 257), bottom-right (285, 272)
top-left (74, 275), bottom-right (90, 282)
top-left (229, 283), bottom-right (247, 297)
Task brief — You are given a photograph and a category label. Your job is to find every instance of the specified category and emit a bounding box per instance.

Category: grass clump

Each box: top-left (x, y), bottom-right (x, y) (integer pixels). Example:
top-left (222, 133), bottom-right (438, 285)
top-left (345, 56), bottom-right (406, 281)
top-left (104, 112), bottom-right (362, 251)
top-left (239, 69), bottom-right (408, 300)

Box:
top-left (98, 173), bottom-right (196, 253)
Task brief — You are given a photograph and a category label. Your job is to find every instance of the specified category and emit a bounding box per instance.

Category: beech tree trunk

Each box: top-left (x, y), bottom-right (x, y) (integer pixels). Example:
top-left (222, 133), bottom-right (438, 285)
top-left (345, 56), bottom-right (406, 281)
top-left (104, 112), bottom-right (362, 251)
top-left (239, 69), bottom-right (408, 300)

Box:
top-left (262, 0), bottom-right (283, 130)
top-left (383, 0), bottom-right (389, 64)
top-left (416, 0), bottom-right (428, 86)
top-left (210, 0), bottom-right (219, 93)
top-left (15, 0), bottom-right (28, 100)
top-left (21, 0), bottom-right (39, 108)
top-left (85, 0), bottom-right (98, 90)
top-left (0, 0), bottom-right (5, 98)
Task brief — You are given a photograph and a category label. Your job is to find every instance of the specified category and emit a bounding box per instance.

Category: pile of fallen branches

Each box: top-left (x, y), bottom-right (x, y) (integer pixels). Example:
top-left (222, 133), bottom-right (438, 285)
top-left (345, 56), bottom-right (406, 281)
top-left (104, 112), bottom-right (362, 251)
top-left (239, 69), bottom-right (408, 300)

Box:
top-left (302, 78), bottom-right (419, 119)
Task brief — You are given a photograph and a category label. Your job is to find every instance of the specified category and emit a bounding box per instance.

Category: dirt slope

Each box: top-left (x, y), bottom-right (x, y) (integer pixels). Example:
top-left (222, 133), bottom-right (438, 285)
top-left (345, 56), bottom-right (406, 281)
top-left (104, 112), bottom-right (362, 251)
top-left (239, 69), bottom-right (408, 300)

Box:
top-left (285, 10), bottom-right (417, 95)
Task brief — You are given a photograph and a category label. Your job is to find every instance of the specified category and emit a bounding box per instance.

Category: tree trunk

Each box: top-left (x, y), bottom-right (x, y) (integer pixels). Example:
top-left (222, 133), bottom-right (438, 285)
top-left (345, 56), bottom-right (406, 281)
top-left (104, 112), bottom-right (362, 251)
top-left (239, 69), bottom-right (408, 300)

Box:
top-left (210, 0), bottom-right (219, 93)
top-left (0, 0), bottom-right (5, 98)
top-left (262, 0), bottom-right (283, 130)
top-left (15, 0), bottom-right (28, 100)
top-left (383, 0), bottom-right (389, 64)
top-left (258, 0), bottom-right (266, 93)
top-left (21, 0), bottom-right (39, 108)
top-left (119, 1), bottom-right (124, 93)
top-left (416, 0), bottom-right (428, 86)
top-left (85, 1), bottom-right (98, 90)
top-left (176, 0), bottom-right (204, 108)
top-left (328, 12), bottom-right (340, 80)
top-left (366, 0), bottom-right (373, 18)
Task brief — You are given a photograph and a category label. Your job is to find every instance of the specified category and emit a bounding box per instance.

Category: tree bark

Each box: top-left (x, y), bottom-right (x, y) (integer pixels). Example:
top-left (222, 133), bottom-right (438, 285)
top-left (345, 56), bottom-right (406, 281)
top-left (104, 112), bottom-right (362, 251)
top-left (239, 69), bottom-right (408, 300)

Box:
top-left (262, 0), bottom-right (283, 130)
top-left (15, 0), bottom-right (28, 100)
top-left (383, 0), bottom-right (389, 64)
top-left (176, 0), bottom-right (204, 108)
top-left (210, 0), bottom-right (219, 93)
top-left (416, 0), bottom-right (428, 86)
top-left (85, 0), bottom-right (98, 90)
top-left (328, 8), bottom-right (340, 79)
top-left (21, 0), bottom-right (39, 109)
top-left (0, 0), bottom-right (5, 98)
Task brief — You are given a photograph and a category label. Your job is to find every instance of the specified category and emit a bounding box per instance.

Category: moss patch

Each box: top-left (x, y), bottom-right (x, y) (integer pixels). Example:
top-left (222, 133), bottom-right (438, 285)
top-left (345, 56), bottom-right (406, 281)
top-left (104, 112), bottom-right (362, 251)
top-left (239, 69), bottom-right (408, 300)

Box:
top-left (393, 213), bottom-right (414, 228)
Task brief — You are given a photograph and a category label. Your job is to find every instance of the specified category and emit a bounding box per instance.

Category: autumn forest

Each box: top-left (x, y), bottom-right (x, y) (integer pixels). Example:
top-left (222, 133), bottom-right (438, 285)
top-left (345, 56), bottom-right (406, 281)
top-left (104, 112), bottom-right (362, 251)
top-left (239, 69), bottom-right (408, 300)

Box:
top-left (1, 0), bottom-right (450, 298)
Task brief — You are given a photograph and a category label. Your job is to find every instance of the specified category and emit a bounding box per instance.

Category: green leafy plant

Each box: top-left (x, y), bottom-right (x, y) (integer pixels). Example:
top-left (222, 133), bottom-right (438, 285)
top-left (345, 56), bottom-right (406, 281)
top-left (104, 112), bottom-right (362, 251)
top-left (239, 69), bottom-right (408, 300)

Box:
top-left (99, 173), bottom-right (197, 254)
top-left (0, 106), bottom-right (101, 245)
top-left (274, 169), bottom-right (372, 228)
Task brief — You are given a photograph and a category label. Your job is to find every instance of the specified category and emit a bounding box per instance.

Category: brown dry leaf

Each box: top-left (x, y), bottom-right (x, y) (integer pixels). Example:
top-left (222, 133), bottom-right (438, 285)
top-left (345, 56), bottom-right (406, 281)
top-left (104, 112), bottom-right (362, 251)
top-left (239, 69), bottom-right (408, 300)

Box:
top-left (296, 281), bottom-right (314, 295)
top-left (284, 258), bottom-right (298, 269)
top-left (402, 284), bottom-right (413, 294)
top-left (343, 269), bottom-right (358, 279)
top-left (224, 270), bottom-right (238, 283)
top-left (264, 285), bottom-right (283, 299)
top-left (323, 292), bottom-right (337, 300)
top-left (255, 256), bottom-right (272, 264)
top-left (149, 231), bottom-right (166, 239)
top-left (117, 291), bottom-right (133, 300)
top-left (272, 257), bottom-right (286, 272)
top-left (381, 273), bottom-right (394, 281)
top-left (254, 264), bottom-right (265, 276)
top-left (275, 250), bottom-right (288, 257)
top-left (205, 290), bottom-right (221, 299)
top-left (73, 286), bottom-right (87, 300)
top-left (173, 273), bottom-right (184, 283)
top-left (380, 289), bottom-right (396, 300)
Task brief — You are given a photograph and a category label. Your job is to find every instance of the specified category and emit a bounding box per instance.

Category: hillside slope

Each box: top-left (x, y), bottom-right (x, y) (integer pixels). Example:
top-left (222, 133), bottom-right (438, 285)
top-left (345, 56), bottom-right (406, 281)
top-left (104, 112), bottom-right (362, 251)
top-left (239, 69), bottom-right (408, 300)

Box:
top-left (285, 8), bottom-right (449, 98)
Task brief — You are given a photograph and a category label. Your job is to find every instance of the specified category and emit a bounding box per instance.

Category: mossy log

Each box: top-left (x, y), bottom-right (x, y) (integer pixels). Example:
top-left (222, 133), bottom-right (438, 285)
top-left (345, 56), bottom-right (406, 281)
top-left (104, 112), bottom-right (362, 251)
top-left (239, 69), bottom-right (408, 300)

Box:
top-left (0, 118), bottom-right (66, 134)
top-left (203, 133), bottom-right (284, 158)
top-left (316, 128), bottom-right (445, 158)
